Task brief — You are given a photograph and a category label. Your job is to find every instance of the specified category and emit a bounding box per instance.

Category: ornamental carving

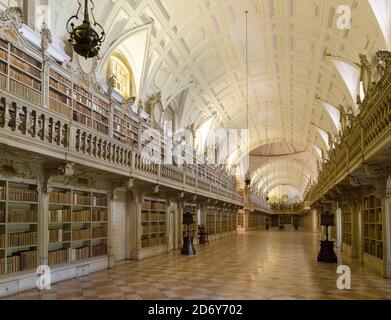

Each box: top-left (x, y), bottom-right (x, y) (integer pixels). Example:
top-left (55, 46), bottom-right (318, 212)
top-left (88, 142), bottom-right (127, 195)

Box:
top-left (0, 7), bottom-right (25, 46)
top-left (40, 22), bottom-right (52, 53)
top-left (0, 158), bottom-right (40, 180)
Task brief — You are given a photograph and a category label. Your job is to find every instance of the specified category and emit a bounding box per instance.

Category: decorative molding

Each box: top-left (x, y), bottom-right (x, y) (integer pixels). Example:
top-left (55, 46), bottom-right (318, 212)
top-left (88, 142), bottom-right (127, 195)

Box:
top-left (0, 158), bottom-right (40, 180)
top-left (0, 7), bottom-right (25, 47)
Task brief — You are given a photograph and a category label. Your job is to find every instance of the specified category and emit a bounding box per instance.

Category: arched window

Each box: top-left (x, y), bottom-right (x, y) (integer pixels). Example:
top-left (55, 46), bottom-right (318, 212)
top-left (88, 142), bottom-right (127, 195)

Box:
top-left (108, 52), bottom-right (133, 99)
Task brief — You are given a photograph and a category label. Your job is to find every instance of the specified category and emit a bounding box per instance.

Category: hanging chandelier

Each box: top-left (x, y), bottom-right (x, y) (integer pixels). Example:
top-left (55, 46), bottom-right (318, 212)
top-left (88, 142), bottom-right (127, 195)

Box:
top-left (66, 0), bottom-right (106, 59)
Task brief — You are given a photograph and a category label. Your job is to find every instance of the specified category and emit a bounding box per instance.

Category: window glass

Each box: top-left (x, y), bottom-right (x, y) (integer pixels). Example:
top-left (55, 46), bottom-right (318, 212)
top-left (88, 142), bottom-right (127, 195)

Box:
top-left (110, 56), bottom-right (129, 98)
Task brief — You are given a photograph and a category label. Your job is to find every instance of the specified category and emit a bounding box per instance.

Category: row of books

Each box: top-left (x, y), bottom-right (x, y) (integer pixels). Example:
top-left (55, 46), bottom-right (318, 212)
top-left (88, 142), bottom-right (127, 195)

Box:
top-left (73, 246), bottom-right (90, 261)
top-left (49, 228), bottom-right (71, 243)
top-left (11, 46), bottom-right (42, 69)
top-left (92, 227), bottom-right (106, 239)
top-left (92, 210), bottom-right (108, 222)
top-left (93, 121), bottom-right (109, 135)
top-left (49, 191), bottom-right (72, 204)
top-left (50, 69), bottom-right (72, 87)
top-left (10, 55), bottom-right (42, 79)
top-left (7, 209), bottom-right (37, 223)
top-left (142, 224), bottom-right (164, 234)
top-left (6, 250), bottom-right (37, 273)
top-left (10, 67), bottom-right (42, 91)
top-left (72, 210), bottom-right (91, 222)
top-left (10, 79), bottom-right (42, 105)
top-left (92, 111), bottom-right (109, 124)
top-left (73, 194), bottom-right (91, 206)
top-left (364, 227), bottom-right (383, 240)
top-left (50, 88), bottom-right (72, 105)
top-left (0, 61), bottom-right (6, 74)
top-left (8, 187), bottom-right (38, 202)
top-left (0, 209), bottom-right (4, 223)
top-left (151, 213), bottom-right (166, 221)
top-left (49, 247), bottom-right (93, 265)
top-left (0, 233), bottom-right (4, 248)
top-left (49, 98), bottom-right (72, 118)
top-left (92, 196), bottom-right (108, 207)
top-left (364, 240), bottom-right (383, 259)
top-left (92, 244), bottom-right (107, 257)
top-left (73, 84), bottom-right (92, 99)
top-left (73, 93), bottom-right (92, 109)
top-left (50, 78), bottom-right (72, 96)
top-left (73, 110), bottom-right (93, 127)
top-left (74, 100), bottom-right (92, 116)
top-left (0, 186), bottom-right (5, 200)
top-left (48, 248), bottom-right (69, 266)
top-left (7, 231), bottom-right (37, 248)
top-left (0, 258), bottom-right (4, 275)
top-left (92, 103), bottom-right (109, 117)
top-left (49, 209), bottom-right (72, 223)
top-left (0, 47), bottom-right (7, 60)
top-left (72, 228), bottom-right (90, 241)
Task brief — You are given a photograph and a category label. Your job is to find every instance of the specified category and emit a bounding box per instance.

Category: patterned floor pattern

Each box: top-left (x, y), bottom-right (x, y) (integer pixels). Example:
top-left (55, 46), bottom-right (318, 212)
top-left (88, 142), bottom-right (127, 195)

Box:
top-left (3, 231), bottom-right (391, 300)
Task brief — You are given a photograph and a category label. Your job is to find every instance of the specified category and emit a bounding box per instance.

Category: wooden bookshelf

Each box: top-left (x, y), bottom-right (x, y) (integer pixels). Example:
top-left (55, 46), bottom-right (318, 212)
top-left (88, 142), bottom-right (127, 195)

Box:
top-left (216, 209), bottom-right (222, 234)
top-left (113, 105), bottom-right (139, 148)
top-left (48, 187), bottom-right (108, 267)
top-left (363, 195), bottom-right (383, 260)
top-left (141, 197), bottom-right (167, 248)
top-left (92, 96), bottom-right (109, 135)
top-left (206, 207), bottom-right (216, 236)
top-left (183, 203), bottom-right (197, 237)
top-left (237, 211), bottom-right (244, 229)
top-left (8, 44), bottom-right (42, 105)
top-left (0, 180), bottom-right (38, 275)
top-left (342, 204), bottom-right (352, 246)
top-left (73, 83), bottom-right (93, 128)
top-left (49, 69), bottom-right (72, 119)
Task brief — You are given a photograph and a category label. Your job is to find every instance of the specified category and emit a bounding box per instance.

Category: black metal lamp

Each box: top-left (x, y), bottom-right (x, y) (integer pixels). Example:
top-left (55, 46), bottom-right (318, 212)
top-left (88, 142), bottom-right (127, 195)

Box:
top-left (318, 211), bottom-right (337, 263)
top-left (66, 0), bottom-right (106, 59)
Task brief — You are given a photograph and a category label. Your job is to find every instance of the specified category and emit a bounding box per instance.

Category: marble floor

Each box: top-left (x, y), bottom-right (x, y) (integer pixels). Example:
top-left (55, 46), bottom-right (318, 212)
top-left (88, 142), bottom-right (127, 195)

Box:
top-left (3, 231), bottom-right (391, 300)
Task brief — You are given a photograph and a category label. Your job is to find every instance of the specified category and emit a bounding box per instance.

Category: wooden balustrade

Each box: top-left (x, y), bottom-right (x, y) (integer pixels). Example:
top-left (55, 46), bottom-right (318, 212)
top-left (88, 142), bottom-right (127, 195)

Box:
top-left (0, 95), bottom-right (248, 206)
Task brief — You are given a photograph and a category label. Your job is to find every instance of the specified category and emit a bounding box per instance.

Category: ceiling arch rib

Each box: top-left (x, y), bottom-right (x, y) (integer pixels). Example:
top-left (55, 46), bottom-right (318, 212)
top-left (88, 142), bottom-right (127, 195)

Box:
top-left (368, 0), bottom-right (391, 50)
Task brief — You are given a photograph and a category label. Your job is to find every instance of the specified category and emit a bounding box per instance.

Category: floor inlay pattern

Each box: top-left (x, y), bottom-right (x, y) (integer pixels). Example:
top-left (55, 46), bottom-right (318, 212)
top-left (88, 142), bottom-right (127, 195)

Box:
top-left (3, 231), bottom-right (391, 300)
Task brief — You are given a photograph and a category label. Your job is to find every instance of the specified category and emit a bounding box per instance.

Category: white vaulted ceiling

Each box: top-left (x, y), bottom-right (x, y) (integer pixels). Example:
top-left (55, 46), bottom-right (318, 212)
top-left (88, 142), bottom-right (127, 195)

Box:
top-left (47, 0), bottom-right (389, 200)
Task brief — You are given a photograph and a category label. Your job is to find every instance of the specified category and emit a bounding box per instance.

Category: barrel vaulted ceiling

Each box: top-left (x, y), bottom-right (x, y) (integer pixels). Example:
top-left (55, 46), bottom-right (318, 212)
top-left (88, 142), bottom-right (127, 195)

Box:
top-left (47, 0), bottom-right (390, 199)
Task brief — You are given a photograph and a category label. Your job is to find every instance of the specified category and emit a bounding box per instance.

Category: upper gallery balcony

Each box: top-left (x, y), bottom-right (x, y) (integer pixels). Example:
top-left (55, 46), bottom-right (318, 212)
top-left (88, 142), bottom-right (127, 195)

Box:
top-left (0, 30), bottom-right (250, 208)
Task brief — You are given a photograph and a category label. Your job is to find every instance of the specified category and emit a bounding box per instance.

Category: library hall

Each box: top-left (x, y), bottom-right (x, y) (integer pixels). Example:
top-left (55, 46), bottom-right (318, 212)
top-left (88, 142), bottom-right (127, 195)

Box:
top-left (0, 0), bottom-right (390, 303)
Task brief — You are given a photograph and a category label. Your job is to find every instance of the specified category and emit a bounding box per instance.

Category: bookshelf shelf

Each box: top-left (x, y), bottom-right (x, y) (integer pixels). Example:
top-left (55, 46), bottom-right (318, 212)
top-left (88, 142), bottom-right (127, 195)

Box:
top-left (207, 207), bottom-right (216, 236)
top-left (342, 204), bottom-right (352, 246)
top-left (47, 187), bottom-right (108, 267)
top-left (141, 197), bottom-right (167, 248)
top-left (363, 195), bottom-right (383, 260)
top-left (0, 179), bottom-right (39, 275)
